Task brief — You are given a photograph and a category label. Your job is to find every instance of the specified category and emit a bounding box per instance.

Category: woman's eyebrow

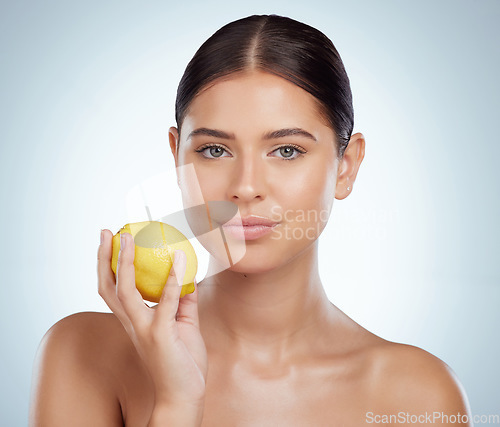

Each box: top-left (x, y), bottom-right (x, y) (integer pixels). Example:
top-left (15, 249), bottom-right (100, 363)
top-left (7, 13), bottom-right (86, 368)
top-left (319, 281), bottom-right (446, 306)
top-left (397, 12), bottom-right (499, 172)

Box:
top-left (187, 127), bottom-right (317, 142)
top-left (263, 128), bottom-right (317, 142)
top-left (187, 128), bottom-right (235, 140)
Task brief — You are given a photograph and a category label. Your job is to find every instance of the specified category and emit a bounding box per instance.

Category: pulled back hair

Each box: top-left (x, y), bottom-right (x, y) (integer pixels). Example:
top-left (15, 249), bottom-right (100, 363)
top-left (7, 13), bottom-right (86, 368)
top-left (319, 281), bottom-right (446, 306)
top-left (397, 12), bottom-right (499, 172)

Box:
top-left (175, 14), bottom-right (354, 159)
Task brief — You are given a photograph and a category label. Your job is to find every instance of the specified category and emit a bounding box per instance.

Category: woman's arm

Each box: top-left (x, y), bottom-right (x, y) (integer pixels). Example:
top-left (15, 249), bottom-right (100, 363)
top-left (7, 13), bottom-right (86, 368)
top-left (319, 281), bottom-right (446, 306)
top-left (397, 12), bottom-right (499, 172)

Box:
top-left (28, 314), bottom-right (123, 426)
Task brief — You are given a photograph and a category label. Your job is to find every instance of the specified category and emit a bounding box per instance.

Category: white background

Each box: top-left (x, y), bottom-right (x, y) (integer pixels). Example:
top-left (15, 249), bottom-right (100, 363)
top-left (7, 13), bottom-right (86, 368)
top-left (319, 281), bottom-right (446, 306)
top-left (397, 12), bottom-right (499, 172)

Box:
top-left (1, 0), bottom-right (499, 424)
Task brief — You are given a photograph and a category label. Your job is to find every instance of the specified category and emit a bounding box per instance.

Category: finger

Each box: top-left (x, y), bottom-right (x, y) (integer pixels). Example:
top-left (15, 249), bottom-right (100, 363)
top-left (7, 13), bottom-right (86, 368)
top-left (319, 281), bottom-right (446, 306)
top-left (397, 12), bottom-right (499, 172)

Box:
top-left (155, 249), bottom-right (186, 324)
top-left (116, 232), bottom-right (148, 327)
top-left (97, 229), bottom-right (128, 321)
top-left (176, 278), bottom-right (200, 328)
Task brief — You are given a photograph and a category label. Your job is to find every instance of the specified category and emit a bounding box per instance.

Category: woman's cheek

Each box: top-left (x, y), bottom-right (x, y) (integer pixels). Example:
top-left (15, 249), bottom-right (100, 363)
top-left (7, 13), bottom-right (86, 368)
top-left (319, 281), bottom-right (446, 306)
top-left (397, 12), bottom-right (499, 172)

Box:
top-left (283, 167), bottom-right (335, 238)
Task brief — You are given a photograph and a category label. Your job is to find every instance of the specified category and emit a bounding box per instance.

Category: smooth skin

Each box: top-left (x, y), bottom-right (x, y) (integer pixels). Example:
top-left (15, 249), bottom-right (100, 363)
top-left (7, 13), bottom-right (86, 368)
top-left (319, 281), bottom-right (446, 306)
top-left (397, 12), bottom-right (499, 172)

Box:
top-left (29, 71), bottom-right (472, 426)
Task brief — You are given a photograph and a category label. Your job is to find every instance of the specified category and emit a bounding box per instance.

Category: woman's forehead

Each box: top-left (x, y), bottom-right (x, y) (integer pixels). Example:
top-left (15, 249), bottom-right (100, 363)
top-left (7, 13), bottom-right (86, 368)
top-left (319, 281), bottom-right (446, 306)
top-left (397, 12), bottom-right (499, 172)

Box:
top-left (182, 71), bottom-right (331, 138)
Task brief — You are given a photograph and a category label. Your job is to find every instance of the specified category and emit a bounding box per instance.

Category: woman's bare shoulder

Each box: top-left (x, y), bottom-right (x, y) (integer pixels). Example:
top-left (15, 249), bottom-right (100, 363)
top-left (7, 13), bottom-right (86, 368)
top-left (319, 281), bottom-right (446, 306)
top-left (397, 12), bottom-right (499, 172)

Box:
top-left (40, 311), bottom-right (143, 385)
top-left (29, 312), bottom-right (129, 426)
top-left (364, 339), bottom-right (472, 418)
top-left (333, 314), bottom-right (472, 419)
top-left (49, 310), bottom-right (120, 328)
top-left (42, 311), bottom-right (126, 362)
top-left (46, 311), bottom-right (122, 337)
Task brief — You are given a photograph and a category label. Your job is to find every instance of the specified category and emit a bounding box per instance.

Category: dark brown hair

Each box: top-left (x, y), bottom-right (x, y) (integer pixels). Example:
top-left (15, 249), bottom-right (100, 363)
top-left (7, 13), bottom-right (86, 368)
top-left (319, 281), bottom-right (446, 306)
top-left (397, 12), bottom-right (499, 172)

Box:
top-left (175, 14), bottom-right (354, 159)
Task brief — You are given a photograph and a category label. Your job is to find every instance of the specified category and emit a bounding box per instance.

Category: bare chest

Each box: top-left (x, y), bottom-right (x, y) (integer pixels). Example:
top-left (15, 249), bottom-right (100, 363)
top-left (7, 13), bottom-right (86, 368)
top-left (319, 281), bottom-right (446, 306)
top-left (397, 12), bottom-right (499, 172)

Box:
top-left (200, 356), bottom-right (372, 427)
top-left (117, 352), bottom-right (373, 427)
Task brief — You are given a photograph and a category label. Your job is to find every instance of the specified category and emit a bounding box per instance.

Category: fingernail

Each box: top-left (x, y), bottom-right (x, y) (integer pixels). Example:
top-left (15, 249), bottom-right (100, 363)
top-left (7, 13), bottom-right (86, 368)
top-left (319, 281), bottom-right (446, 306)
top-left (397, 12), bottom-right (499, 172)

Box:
top-left (120, 233), bottom-right (126, 249)
top-left (100, 230), bottom-right (104, 244)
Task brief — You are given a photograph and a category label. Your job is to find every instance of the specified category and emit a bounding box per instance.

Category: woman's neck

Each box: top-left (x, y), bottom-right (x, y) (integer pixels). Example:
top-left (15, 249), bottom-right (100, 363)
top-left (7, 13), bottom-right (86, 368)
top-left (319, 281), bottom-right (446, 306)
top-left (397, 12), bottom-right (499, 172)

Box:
top-left (197, 241), bottom-right (336, 362)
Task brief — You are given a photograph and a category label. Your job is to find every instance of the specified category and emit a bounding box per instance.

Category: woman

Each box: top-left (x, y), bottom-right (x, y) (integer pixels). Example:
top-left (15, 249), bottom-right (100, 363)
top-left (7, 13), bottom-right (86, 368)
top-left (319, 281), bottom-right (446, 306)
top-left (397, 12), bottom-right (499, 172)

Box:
top-left (30, 14), bottom-right (472, 426)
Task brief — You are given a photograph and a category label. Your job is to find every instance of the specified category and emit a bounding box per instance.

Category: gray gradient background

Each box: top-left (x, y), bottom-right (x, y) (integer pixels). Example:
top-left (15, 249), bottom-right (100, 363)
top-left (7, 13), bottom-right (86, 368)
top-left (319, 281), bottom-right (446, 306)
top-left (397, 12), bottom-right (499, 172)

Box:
top-left (1, 0), bottom-right (499, 424)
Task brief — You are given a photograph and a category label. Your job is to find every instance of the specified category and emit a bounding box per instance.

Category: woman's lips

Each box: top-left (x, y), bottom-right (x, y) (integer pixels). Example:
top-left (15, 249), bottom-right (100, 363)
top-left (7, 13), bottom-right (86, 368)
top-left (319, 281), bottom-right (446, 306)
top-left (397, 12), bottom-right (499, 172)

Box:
top-left (220, 215), bottom-right (279, 240)
top-left (221, 223), bottom-right (278, 240)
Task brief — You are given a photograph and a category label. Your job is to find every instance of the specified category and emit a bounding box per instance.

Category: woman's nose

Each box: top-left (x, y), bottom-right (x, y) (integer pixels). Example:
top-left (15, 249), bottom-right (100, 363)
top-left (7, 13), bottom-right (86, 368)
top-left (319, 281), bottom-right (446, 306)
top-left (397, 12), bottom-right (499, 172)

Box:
top-left (226, 154), bottom-right (267, 202)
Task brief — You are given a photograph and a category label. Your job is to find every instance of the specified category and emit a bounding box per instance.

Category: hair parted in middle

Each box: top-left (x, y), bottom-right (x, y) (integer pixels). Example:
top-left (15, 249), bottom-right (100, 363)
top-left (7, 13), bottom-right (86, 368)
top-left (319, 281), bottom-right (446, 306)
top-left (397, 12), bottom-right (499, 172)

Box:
top-left (175, 14), bottom-right (354, 160)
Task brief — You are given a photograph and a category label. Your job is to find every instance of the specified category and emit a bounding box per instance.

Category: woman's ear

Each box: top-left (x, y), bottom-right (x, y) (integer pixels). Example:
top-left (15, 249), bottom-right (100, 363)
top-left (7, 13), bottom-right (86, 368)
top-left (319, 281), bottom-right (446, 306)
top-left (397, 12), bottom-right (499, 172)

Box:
top-left (335, 132), bottom-right (365, 200)
top-left (169, 127), bottom-right (181, 188)
top-left (169, 126), bottom-right (179, 167)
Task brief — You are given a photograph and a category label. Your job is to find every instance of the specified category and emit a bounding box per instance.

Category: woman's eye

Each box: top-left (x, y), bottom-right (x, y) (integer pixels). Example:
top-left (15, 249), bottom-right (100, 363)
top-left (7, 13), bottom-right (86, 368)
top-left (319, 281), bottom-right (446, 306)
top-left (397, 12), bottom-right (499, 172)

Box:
top-left (195, 144), bottom-right (230, 159)
top-left (195, 144), bottom-right (305, 160)
top-left (270, 145), bottom-right (306, 160)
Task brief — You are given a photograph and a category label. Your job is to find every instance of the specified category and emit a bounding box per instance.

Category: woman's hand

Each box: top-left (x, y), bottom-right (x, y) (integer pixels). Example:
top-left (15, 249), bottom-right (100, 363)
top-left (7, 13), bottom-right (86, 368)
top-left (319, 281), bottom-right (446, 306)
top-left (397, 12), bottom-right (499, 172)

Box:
top-left (97, 229), bottom-right (208, 408)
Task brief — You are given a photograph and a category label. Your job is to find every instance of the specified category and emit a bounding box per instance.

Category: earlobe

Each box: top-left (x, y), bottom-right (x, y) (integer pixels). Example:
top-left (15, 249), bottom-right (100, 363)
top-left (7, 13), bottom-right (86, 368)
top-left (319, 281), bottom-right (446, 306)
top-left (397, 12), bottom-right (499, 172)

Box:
top-left (334, 132), bottom-right (365, 200)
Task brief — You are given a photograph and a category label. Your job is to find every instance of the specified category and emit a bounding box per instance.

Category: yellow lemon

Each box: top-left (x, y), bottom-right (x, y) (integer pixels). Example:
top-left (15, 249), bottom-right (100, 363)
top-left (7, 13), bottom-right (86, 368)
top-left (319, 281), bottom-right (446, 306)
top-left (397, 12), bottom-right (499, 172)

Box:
top-left (111, 221), bottom-right (197, 302)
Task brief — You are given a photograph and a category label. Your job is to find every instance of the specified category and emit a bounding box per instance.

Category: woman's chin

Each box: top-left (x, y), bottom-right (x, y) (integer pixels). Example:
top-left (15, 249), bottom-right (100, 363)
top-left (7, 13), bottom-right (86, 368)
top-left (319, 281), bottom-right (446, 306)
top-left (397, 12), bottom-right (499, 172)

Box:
top-left (220, 249), bottom-right (283, 274)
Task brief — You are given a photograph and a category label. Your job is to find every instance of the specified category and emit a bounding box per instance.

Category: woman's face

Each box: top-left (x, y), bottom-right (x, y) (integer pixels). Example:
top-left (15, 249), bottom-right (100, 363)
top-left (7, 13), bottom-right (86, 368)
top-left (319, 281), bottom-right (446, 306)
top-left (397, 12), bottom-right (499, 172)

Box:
top-left (170, 71), bottom-right (340, 273)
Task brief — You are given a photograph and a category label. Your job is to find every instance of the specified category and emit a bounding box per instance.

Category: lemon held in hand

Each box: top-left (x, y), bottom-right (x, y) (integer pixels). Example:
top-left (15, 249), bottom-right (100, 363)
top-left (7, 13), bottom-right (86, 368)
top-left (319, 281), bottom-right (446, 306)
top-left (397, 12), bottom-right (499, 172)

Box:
top-left (111, 221), bottom-right (197, 302)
